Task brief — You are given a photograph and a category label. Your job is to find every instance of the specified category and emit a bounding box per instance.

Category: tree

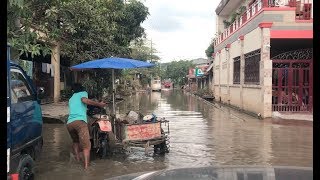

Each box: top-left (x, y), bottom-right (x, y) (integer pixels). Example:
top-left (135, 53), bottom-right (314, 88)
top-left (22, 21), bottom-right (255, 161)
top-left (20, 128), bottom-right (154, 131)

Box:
top-left (205, 43), bottom-right (214, 58)
top-left (8, 0), bottom-right (150, 99)
top-left (7, 0), bottom-right (149, 64)
top-left (161, 60), bottom-right (194, 87)
top-left (122, 38), bottom-right (161, 88)
top-left (129, 38), bottom-right (160, 62)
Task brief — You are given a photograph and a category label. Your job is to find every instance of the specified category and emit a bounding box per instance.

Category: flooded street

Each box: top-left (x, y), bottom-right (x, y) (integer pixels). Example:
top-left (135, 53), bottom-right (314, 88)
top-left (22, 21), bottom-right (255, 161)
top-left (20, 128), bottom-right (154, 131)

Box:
top-left (35, 90), bottom-right (313, 179)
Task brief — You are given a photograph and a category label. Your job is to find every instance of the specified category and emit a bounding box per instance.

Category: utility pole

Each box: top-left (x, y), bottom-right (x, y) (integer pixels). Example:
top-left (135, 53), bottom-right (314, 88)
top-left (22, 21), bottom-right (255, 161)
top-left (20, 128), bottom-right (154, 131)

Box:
top-left (150, 38), bottom-right (153, 63)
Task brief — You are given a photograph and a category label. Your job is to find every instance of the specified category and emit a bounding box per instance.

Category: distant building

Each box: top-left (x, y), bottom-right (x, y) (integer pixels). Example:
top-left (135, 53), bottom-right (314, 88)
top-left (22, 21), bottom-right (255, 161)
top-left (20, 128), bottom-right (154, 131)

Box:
top-left (186, 58), bottom-right (212, 92)
top-left (211, 0), bottom-right (313, 118)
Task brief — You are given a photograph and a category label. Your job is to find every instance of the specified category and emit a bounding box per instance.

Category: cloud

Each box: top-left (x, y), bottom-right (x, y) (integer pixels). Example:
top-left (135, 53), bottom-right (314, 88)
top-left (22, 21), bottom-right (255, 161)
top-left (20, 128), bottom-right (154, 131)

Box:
top-left (142, 0), bottom-right (220, 62)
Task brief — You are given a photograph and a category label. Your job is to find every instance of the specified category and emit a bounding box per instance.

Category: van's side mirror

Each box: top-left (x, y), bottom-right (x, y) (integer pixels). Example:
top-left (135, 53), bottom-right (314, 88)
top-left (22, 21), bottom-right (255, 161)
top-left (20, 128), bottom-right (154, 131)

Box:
top-left (37, 87), bottom-right (45, 99)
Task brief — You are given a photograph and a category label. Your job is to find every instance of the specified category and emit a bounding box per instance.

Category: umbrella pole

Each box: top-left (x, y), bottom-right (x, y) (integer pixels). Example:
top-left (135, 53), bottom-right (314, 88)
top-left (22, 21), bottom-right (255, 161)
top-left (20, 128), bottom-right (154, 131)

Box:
top-left (112, 69), bottom-right (117, 139)
top-left (112, 69), bottom-right (115, 114)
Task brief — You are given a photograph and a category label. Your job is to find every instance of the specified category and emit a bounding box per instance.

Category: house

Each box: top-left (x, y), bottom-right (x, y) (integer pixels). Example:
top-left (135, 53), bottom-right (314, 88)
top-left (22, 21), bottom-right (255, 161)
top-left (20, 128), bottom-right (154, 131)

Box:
top-left (187, 58), bottom-right (210, 92)
top-left (15, 52), bottom-right (73, 104)
top-left (211, 0), bottom-right (313, 118)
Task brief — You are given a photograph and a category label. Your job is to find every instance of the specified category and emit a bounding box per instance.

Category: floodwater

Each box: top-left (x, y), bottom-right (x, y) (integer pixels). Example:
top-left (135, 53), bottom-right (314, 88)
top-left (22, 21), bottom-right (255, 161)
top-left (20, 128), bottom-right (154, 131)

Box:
top-left (35, 90), bottom-right (313, 179)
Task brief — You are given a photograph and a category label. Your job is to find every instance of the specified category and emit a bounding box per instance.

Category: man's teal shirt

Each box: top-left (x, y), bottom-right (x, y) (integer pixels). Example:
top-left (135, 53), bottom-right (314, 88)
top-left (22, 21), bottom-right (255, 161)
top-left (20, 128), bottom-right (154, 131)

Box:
top-left (67, 91), bottom-right (88, 124)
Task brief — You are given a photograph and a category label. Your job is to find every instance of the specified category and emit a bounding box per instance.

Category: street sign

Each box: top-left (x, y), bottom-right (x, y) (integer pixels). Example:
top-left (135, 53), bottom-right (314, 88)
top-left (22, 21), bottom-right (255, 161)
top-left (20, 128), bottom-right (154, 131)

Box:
top-left (195, 68), bottom-right (204, 77)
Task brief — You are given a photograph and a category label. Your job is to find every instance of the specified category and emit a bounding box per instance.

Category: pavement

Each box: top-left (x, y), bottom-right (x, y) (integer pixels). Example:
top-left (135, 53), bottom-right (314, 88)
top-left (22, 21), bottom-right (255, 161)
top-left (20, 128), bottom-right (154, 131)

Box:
top-left (272, 111), bottom-right (313, 122)
top-left (41, 102), bottom-right (69, 123)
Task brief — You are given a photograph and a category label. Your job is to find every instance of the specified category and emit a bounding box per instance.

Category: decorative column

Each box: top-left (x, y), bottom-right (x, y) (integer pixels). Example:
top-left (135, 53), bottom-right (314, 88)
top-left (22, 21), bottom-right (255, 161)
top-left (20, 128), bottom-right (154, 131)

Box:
top-left (226, 44), bottom-right (231, 105)
top-left (259, 22), bottom-right (273, 118)
top-left (211, 53), bottom-right (215, 94)
top-left (239, 35), bottom-right (245, 110)
top-left (218, 50), bottom-right (221, 102)
top-left (51, 41), bottom-right (61, 103)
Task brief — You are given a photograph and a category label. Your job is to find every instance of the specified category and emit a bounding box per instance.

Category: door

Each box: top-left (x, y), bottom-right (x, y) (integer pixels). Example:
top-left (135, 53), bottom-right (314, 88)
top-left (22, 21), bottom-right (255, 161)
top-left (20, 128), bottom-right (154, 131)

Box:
top-left (10, 66), bottom-right (43, 151)
top-left (272, 60), bottom-right (312, 112)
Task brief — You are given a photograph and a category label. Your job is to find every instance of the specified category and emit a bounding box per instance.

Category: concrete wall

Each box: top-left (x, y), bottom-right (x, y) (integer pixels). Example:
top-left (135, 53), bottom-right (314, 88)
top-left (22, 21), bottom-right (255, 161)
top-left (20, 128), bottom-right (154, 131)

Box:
top-left (220, 49), bottom-right (228, 85)
top-left (216, 16), bottom-right (227, 34)
top-left (213, 26), bottom-right (266, 116)
top-left (229, 86), bottom-right (241, 107)
top-left (242, 87), bottom-right (262, 114)
top-left (244, 28), bottom-right (262, 54)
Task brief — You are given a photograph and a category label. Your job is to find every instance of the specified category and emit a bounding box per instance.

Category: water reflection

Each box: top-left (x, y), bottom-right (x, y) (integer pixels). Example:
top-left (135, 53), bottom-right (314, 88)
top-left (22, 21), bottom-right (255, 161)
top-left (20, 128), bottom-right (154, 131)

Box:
top-left (35, 91), bottom-right (312, 179)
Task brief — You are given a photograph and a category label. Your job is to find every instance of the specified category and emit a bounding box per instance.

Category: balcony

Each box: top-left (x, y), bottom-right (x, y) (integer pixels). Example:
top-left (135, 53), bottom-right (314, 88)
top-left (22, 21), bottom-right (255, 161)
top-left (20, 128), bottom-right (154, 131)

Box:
top-left (213, 0), bottom-right (313, 47)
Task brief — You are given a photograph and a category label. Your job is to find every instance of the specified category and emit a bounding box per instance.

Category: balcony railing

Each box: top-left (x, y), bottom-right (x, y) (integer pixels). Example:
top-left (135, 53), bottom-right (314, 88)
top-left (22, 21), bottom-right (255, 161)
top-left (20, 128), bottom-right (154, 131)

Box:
top-left (213, 0), bottom-right (312, 47)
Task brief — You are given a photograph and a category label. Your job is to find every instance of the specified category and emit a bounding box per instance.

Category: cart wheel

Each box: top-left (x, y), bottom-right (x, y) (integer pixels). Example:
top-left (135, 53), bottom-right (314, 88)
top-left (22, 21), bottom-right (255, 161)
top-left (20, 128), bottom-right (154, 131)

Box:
top-left (154, 142), bottom-right (169, 155)
top-left (154, 129), bottom-right (169, 154)
top-left (159, 141), bottom-right (169, 154)
top-left (99, 134), bottom-right (108, 159)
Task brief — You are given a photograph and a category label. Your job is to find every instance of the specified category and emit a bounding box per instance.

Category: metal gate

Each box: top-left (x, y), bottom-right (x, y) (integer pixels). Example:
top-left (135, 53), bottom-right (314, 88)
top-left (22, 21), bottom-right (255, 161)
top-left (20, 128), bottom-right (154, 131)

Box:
top-left (272, 49), bottom-right (313, 112)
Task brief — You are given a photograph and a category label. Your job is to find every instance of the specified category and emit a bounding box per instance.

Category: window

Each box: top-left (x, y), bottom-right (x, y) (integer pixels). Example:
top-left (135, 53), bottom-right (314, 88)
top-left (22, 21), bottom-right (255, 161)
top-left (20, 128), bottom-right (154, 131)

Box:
top-left (244, 49), bottom-right (260, 84)
top-left (233, 56), bottom-right (240, 84)
top-left (10, 68), bottom-right (34, 103)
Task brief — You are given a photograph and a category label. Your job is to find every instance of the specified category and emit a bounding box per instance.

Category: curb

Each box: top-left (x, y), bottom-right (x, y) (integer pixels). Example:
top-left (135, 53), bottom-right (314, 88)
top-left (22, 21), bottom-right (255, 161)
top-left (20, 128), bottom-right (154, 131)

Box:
top-left (43, 116), bottom-right (66, 124)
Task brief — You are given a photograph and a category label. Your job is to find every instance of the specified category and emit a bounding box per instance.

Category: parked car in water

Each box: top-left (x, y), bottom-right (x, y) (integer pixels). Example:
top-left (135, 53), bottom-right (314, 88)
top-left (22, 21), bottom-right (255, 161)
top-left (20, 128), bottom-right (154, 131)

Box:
top-left (7, 45), bottom-right (45, 180)
top-left (151, 78), bottom-right (161, 92)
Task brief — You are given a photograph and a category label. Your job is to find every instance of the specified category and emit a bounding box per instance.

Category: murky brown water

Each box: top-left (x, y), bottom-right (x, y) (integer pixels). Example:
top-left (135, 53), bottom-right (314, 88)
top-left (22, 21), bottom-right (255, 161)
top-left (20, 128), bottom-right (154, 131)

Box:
top-left (35, 90), bottom-right (313, 179)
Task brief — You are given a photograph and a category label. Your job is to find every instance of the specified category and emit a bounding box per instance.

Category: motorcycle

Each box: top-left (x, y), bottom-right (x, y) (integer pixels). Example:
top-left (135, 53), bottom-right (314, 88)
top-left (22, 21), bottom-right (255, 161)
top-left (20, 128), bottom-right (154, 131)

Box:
top-left (87, 105), bottom-right (113, 158)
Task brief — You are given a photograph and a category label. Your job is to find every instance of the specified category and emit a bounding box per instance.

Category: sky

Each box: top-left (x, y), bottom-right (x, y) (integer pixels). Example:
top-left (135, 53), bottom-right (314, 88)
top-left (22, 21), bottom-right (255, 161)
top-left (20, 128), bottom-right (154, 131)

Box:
top-left (142, 0), bottom-right (220, 63)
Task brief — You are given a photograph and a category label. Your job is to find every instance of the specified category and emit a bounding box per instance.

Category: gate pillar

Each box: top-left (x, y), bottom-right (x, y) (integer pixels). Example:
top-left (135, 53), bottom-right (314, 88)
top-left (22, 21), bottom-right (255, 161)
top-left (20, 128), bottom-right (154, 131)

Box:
top-left (259, 23), bottom-right (273, 118)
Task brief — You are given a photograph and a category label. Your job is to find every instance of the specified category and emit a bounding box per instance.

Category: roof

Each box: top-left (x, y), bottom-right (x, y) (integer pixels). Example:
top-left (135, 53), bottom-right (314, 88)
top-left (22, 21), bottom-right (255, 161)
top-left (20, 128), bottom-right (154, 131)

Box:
top-left (191, 58), bottom-right (209, 65)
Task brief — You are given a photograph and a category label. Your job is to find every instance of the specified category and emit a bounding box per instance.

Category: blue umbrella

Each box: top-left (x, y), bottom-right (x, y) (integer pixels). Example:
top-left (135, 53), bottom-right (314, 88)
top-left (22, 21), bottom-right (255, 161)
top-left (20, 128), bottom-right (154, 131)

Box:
top-left (71, 57), bottom-right (155, 116)
top-left (71, 57), bottom-right (155, 69)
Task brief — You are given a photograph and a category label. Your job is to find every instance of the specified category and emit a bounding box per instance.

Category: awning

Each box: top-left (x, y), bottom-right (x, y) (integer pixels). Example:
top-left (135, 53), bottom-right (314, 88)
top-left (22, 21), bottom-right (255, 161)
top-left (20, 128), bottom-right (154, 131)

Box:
top-left (206, 63), bottom-right (214, 73)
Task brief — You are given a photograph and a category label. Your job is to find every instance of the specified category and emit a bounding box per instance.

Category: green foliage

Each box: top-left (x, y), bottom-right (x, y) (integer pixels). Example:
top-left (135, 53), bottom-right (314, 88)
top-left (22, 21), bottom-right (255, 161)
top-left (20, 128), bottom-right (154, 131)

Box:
top-left (61, 87), bottom-right (73, 100)
top-left (119, 38), bottom-right (161, 89)
top-left (7, 0), bottom-right (149, 63)
top-left (205, 44), bottom-right (214, 58)
top-left (223, 6), bottom-right (246, 29)
top-left (81, 76), bottom-right (98, 97)
top-left (161, 60), bottom-right (194, 87)
top-left (130, 38), bottom-right (160, 63)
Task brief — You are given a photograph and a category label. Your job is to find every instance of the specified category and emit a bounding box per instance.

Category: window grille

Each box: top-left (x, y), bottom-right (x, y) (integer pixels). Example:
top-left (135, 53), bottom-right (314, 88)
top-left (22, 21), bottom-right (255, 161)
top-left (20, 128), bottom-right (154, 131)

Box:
top-left (233, 56), bottom-right (240, 84)
top-left (244, 49), bottom-right (261, 84)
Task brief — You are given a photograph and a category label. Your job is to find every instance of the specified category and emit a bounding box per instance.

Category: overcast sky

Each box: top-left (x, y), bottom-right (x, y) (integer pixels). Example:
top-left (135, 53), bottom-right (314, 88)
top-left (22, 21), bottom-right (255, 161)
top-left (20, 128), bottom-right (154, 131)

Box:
top-left (142, 0), bottom-right (220, 63)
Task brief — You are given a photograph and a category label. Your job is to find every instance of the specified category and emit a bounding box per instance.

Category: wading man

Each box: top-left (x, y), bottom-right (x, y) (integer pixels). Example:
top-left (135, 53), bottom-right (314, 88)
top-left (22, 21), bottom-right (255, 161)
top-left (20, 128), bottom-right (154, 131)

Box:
top-left (67, 83), bottom-right (106, 169)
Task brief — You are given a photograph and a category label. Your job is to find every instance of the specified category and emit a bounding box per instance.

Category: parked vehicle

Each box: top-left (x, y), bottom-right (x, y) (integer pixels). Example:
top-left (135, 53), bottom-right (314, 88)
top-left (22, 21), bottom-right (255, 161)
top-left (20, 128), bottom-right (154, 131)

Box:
top-left (87, 106), bottom-right (113, 158)
top-left (151, 78), bottom-right (161, 92)
top-left (7, 45), bottom-right (45, 180)
top-left (162, 79), bottom-right (174, 90)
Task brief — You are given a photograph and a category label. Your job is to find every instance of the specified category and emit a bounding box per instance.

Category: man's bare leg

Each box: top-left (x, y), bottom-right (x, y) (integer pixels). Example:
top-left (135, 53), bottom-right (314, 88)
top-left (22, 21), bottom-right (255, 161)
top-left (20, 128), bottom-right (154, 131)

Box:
top-left (72, 143), bottom-right (81, 162)
top-left (83, 148), bottom-right (90, 169)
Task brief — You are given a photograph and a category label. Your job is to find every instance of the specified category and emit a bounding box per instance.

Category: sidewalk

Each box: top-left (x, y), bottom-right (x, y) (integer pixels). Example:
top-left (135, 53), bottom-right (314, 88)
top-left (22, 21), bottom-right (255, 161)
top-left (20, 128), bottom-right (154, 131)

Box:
top-left (41, 102), bottom-right (69, 123)
top-left (272, 111), bottom-right (313, 122)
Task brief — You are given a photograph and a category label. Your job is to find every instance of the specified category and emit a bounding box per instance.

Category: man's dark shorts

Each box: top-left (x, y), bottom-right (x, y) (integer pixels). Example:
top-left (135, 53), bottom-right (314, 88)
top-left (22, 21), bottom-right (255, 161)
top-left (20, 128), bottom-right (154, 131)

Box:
top-left (67, 120), bottom-right (91, 149)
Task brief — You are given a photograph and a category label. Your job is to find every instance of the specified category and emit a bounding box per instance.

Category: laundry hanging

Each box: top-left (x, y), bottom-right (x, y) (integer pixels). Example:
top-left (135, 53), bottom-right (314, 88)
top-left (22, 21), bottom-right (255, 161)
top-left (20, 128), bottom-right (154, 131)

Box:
top-left (50, 65), bottom-right (55, 77)
top-left (42, 63), bottom-right (47, 73)
top-left (46, 63), bottom-right (51, 73)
